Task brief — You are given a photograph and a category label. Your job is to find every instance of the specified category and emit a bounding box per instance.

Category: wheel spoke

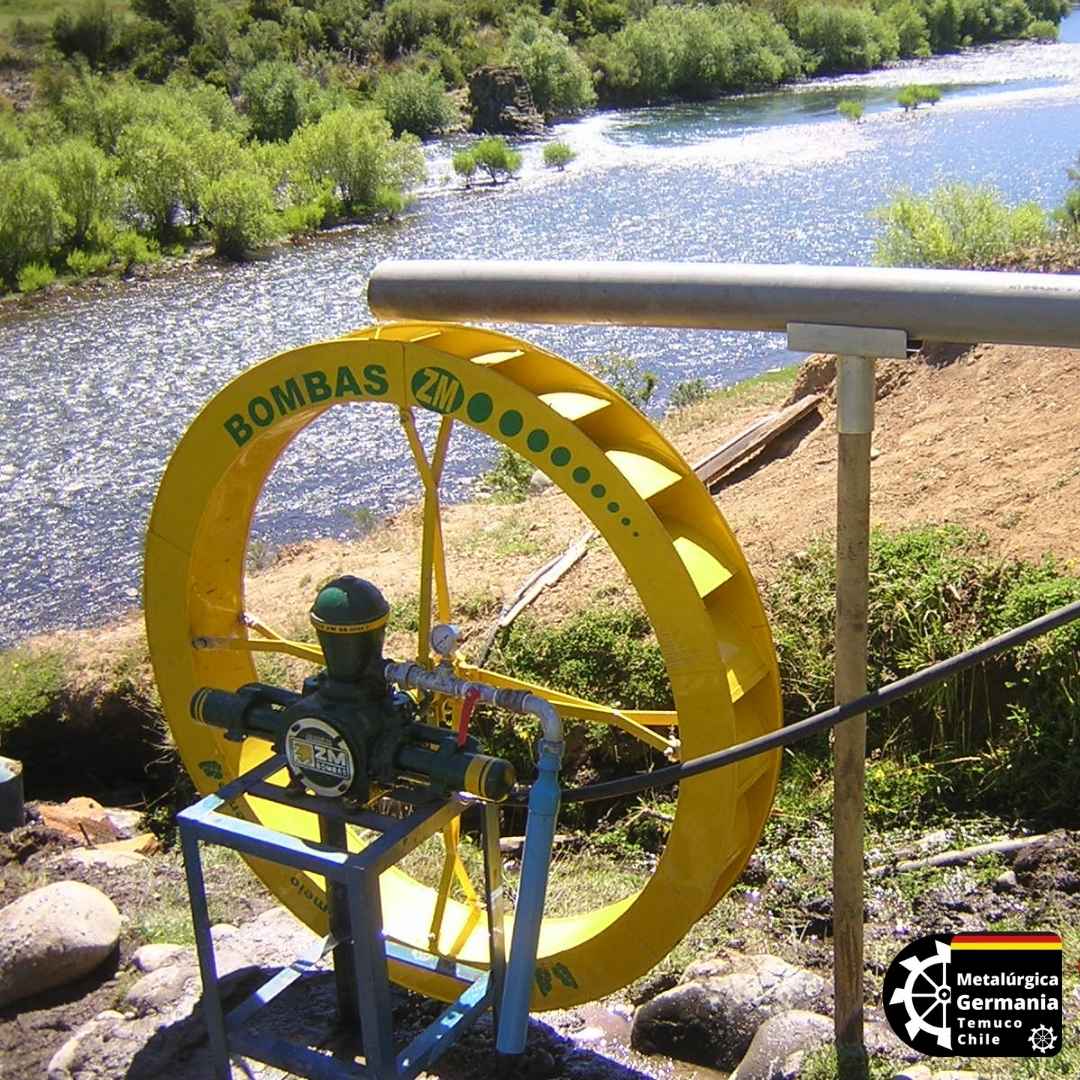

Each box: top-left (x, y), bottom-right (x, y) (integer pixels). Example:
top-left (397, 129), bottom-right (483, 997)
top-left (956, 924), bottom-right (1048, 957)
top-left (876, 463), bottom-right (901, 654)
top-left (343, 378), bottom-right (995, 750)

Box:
top-left (400, 409), bottom-right (454, 665)
top-left (457, 663), bottom-right (680, 756)
top-left (428, 817), bottom-right (482, 958)
top-left (192, 634), bottom-right (324, 665)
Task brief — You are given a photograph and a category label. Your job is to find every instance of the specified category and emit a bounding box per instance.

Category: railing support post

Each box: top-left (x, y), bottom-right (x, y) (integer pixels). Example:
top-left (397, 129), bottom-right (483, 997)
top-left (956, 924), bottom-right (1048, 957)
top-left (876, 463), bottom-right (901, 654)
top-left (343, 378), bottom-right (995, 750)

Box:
top-left (787, 324), bottom-right (907, 1079)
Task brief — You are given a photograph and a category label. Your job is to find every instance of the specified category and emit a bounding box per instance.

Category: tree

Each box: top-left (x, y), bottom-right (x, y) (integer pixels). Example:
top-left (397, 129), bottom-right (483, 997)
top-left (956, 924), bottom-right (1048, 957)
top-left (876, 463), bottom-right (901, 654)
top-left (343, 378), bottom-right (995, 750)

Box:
top-left (897, 84), bottom-right (941, 111)
top-left (288, 106), bottom-right (425, 215)
top-left (507, 21), bottom-right (596, 118)
top-left (543, 141), bottom-right (576, 169)
top-left (116, 123), bottom-right (199, 238)
top-left (242, 61), bottom-right (327, 142)
top-left (0, 162), bottom-right (71, 288)
top-left (51, 0), bottom-right (118, 68)
top-left (470, 136), bottom-right (522, 184)
top-left (837, 99), bottom-right (864, 123)
top-left (374, 66), bottom-right (457, 138)
top-left (452, 147), bottom-right (478, 187)
top-left (37, 139), bottom-right (117, 248)
top-left (201, 171), bottom-right (279, 259)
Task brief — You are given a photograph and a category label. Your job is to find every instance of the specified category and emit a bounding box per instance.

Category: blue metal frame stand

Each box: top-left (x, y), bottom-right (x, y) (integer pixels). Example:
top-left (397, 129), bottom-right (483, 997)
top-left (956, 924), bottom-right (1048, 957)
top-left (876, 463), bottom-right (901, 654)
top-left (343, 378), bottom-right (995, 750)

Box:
top-left (178, 754), bottom-right (506, 1080)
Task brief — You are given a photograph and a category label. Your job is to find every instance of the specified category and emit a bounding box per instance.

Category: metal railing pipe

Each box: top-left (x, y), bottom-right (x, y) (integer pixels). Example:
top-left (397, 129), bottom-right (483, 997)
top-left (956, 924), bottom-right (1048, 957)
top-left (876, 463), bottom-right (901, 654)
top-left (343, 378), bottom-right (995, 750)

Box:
top-left (368, 260), bottom-right (1080, 347)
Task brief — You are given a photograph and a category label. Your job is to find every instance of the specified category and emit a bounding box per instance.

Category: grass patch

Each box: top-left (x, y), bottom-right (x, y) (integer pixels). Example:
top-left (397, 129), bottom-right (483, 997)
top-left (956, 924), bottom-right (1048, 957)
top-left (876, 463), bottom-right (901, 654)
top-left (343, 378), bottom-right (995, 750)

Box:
top-left (480, 446), bottom-right (533, 503)
top-left (0, 648), bottom-right (67, 745)
top-left (662, 364), bottom-right (799, 437)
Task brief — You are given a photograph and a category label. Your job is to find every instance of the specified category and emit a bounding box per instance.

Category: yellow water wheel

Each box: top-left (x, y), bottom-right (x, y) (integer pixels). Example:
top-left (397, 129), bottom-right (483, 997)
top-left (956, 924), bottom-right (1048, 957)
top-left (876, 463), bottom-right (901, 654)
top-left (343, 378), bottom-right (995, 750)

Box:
top-left (145, 322), bottom-right (782, 1011)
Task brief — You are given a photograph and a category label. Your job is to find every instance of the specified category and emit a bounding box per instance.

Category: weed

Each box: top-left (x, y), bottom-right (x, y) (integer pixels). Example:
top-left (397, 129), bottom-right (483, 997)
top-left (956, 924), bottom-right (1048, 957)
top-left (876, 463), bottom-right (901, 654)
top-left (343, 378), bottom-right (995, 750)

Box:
top-left (348, 506), bottom-right (379, 537)
top-left (481, 446), bottom-right (532, 503)
top-left (245, 538), bottom-right (277, 573)
top-left (800, 1046), bottom-right (899, 1080)
top-left (0, 648), bottom-right (67, 744)
top-left (584, 353), bottom-right (658, 410)
top-left (667, 377), bottom-right (711, 412)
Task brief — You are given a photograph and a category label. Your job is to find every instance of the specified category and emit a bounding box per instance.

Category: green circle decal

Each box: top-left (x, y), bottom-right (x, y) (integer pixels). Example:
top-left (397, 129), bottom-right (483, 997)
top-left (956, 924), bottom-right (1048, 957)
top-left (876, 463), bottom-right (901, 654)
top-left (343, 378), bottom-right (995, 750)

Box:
top-left (591, 484), bottom-right (606, 499)
top-left (467, 393), bottom-right (493, 423)
top-left (572, 467), bottom-right (590, 484)
top-left (607, 502), bottom-right (619, 513)
top-left (527, 429), bottom-right (550, 453)
top-left (499, 410), bottom-right (524, 437)
top-left (551, 447), bottom-right (571, 467)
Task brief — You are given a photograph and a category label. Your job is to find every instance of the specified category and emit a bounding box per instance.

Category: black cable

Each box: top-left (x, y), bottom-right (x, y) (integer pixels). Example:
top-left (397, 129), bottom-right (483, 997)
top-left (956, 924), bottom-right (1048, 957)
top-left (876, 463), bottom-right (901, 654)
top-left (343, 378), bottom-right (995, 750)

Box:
top-left (504, 598), bottom-right (1080, 808)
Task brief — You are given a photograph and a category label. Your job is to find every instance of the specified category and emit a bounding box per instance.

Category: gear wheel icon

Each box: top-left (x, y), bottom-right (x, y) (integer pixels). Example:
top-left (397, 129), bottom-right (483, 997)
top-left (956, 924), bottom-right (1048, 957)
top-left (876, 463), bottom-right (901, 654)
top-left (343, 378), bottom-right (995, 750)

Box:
top-left (887, 938), bottom-right (953, 1050)
top-left (1029, 1024), bottom-right (1056, 1054)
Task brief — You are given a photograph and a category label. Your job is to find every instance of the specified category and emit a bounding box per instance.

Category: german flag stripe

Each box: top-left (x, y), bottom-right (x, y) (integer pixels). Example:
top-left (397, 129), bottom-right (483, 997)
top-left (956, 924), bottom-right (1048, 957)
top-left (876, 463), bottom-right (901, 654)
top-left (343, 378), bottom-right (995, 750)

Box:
top-left (952, 933), bottom-right (1061, 950)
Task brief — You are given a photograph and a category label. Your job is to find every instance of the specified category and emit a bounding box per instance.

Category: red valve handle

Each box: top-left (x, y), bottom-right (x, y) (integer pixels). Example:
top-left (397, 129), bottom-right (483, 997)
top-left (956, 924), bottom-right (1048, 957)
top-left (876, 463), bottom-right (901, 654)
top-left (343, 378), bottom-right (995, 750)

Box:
top-left (457, 687), bottom-right (482, 748)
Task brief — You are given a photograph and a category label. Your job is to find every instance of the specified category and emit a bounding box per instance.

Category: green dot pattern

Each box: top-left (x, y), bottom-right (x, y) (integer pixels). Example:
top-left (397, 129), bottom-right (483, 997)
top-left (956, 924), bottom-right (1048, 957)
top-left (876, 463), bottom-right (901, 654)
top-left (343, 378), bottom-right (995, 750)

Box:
top-left (572, 467), bottom-right (590, 484)
top-left (607, 502), bottom-right (619, 513)
top-left (590, 484), bottom-right (606, 499)
top-left (527, 429), bottom-right (549, 453)
top-left (551, 447), bottom-right (571, 467)
top-left (499, 410), bottom-right (524, 437)
top-left (467, 394), bottom-right (493, 423)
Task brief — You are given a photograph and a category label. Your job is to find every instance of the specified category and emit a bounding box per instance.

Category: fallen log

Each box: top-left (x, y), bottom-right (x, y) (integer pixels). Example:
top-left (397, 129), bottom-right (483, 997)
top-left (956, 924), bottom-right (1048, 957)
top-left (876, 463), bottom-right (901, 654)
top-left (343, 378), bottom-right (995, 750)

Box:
top-left (692, 392), bottom-right (823, 489)
top-left (868, 833), bottom-right (1050, 878)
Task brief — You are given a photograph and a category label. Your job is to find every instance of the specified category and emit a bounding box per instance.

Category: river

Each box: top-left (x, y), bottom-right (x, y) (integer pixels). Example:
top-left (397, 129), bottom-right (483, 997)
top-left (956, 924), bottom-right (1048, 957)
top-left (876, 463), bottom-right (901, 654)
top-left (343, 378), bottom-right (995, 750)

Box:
top-left (1, 11), bottom-right (1079, 646)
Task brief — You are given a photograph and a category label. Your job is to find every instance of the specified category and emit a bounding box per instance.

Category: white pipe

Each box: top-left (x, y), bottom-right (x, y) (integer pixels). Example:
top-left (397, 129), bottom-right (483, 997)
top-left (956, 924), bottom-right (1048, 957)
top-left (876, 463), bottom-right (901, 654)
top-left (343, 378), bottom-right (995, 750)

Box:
top-left (368, 259), bottom-right (1080, 348)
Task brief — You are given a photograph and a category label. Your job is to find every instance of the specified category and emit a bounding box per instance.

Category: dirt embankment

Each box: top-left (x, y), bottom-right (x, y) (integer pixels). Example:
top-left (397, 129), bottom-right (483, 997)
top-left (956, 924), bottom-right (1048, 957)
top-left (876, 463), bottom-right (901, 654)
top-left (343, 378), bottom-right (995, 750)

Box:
top-left (13, 341), bottom-right (1080, 749)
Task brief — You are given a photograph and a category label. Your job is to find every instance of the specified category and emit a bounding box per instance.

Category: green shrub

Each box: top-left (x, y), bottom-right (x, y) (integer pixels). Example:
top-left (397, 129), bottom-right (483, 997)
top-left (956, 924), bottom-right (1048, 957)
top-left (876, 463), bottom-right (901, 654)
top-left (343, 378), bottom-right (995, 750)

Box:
top-left (667, 378), bottom-right (710, 411)
top-left (585, 352), bottom-right (657, 409)
top-left (0, 117), bottom-right (28, 162)
top-left (886, 1), bottom-right (931, 58)
top-left (381, 0), bottom-right (463, 60)
top-left (482, 447), bottom-right (533, 502)
top-left (201, 171), bottom-right (279, 259)
top-left (543, 141), bottom-right (576, 170)
top-left (109, 227), bottom-right (160, 269)
top-left (288, 106), bottom-right (425, 214)
top-left (837, 98), bottom-right (864, 123)
top-left (1023, 18), bottom-right (1058, 38)
top-left (66, 247), bottom-right (113, 278)
top-left (116, 122), bottom-right (200, 240)
top-left (507, 20), bottom-right (596, 118)
top-left (374, 66), bottom-right (457, 138)
top-left (242, 61), bottom-right (328, 143)
top-left (874, 183), bottom-right (1051, 268)
top-left (452, 147), bottom-right (478, 186)
top-left (37, 138), bottom-right (117, 249)
top-left (795, 3), bottom-right (899, 74)
top-left (0, 650), bottom-right (68, 744)
top-left (52, 0), bottom-right (119, 68)
top-left (0, 161), bottom-right (71, 290)
top-left (765, 525), bottom-right (1080, 822)
top-left (17, 262), bottom-right (57, 293)
top-left (898, 83), bottom-right (942, 110)
top-left (470, 136), bottom-right (522, 184)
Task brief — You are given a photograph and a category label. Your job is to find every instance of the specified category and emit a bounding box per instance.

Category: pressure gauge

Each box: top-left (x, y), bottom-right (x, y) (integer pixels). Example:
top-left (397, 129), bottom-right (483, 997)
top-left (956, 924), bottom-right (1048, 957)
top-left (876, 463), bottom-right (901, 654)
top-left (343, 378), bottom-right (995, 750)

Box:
top-left (430, 623), bottom-right (460, 660)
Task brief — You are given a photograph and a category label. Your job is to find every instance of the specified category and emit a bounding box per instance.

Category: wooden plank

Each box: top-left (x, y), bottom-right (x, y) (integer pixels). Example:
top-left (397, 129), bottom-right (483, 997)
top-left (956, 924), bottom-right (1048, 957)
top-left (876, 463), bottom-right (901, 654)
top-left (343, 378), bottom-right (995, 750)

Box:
top-left (692, 393), bottom-right (823, 489)
top-left (475, 529), bottom-right (594, 665)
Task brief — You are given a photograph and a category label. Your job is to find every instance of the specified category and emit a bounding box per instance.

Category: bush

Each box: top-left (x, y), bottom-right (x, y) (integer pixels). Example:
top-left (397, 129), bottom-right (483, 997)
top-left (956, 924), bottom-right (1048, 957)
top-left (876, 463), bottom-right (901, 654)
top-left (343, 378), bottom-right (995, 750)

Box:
top-left (482, 447), bottom-right (533, 502)
top-left (374, 66), bottom-right (457, 138)
top-left (469, 136), bottom-right (522, 184)
top-left (1023, 18), bottom-right (1058, 38)
top-left (452, 147), bottom-right (479, 186)
top-left (37, 138), bottom-right (117, 248)
top-left (242, 61), bottom-right (328, 143)
top-left (543, 141), bottom-right (576, 169)
top-left (837, 98), bottom-right (864, 122)
top-left (886, 1), bottom-right (931, 57)
top-left (0, 650), bottom-right (68, 745)
top-left (382, 0), bottom-right (463, 59)
top-left (116, 122), bottom-right (200, 239)
top-left (52, 0), bottom-right (118, 68)
top-left (66, 247), bottom-right (113, 278)
top-left (667, 378), bottom-right (710, 411)
top-left (586, 352), bottom-right (657, 408)
top-left (289, 106), bottom-right (425, 214)
top-left (17, 262), bottom-right (57, 293)
top-left (109, 227), bottom-right (160, 269)
top-left (507, 21), bottom-right (596, 118)
top-left (201, 171), bottom-right (279, 259)
top-left (874, 183), bottom-right (1051, 268)
top-left (765, 525), bottom-right (1080, 822)
top-left (897, 83), bottom-right (942, 110)
top-left (795, 3), bottom-right (899, 74)
top-left (0, 162), bottom-right (71, 290)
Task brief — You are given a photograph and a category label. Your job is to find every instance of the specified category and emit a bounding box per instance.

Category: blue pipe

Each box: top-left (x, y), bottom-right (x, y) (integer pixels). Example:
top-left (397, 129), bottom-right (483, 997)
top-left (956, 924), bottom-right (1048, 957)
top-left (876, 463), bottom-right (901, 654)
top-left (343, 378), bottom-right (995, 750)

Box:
top-left (495, 740), bottom-right (562, 1056)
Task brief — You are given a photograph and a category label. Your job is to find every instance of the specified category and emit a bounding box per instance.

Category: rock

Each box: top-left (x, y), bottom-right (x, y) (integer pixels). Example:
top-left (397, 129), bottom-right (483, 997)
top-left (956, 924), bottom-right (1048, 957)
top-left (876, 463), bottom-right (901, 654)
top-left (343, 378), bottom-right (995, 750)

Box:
top-left (124, 961), bottom-right (198, 1017)
top-left (930, 1072), bottom-right (985, 1080)
top-left (62, 847), bottom-right (146, 869)
top-left (529, 468), bottom-right (553, 493)
top-left (1013, 831), bottom-right (1069, 874)
top-left (132, 943), bottom-right (187, 973)
top-left (631, 953), bottom-right (830, 1071)
top-left (730, 1010), bottom-right (832, 1080)
top-left (992, 869), bottom-right (1018, 893)
top-left (468, 65), bottom-right (545, 135)
top-left (103, 808), bottom-right (144, 838)
top-left (0, 880), bottom-right (121, 1007)
top-left (101, 832), bottom-right (161, 856)
top-left (36, 797), bottom-right (123, 844)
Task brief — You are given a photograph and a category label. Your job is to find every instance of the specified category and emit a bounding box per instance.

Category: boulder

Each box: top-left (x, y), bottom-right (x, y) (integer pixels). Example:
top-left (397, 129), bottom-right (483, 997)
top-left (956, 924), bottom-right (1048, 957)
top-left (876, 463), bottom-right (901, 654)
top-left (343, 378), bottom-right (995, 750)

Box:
top-left (0, 880), bottom-right (121, 1007)
top-left (730, 1010), bottom-right (832, 1080)
top-left (132, 943), bottom-right (187, 974)
top-left (631, 952), bottom-right (830, 1072)
top-left (468, 66), bottom-right (545, 135)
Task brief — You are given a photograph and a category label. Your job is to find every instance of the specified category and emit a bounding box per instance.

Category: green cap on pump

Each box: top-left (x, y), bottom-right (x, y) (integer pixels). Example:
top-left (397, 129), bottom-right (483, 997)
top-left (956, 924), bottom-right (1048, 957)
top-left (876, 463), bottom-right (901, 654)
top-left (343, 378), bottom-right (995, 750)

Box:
top-left (309, 576), bottom-right (390, 683)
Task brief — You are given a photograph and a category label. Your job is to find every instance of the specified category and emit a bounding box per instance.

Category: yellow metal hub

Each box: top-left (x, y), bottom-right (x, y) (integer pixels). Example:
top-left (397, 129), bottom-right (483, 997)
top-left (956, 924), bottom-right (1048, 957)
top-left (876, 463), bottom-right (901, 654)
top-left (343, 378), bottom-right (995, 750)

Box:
top-left (145, 322), bottom-right (782, 1010)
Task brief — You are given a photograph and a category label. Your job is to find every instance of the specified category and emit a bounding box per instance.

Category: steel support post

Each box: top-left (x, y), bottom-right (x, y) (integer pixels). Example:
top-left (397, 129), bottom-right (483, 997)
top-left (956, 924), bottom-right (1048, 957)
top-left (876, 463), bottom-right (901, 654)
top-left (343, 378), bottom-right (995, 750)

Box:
top-left (321, 813), bottom-right (360, 1026)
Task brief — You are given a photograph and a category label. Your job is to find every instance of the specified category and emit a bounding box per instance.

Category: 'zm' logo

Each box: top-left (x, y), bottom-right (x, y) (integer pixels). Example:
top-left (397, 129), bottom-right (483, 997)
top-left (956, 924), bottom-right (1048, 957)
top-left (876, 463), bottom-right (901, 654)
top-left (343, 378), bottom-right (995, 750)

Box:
top-left (411, 367), bottom-right (465, 414)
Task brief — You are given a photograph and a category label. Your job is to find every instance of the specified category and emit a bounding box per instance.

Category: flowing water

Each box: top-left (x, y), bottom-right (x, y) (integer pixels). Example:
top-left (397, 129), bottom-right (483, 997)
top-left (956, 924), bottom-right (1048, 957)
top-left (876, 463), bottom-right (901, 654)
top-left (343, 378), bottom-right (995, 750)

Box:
top-left (2, 13), bottom-right (1079, 645)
